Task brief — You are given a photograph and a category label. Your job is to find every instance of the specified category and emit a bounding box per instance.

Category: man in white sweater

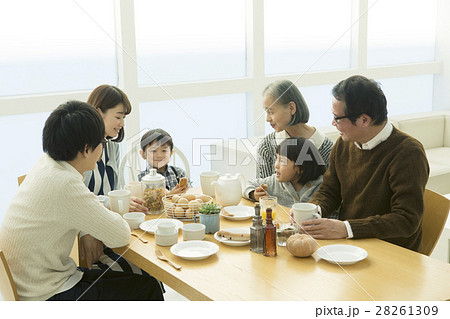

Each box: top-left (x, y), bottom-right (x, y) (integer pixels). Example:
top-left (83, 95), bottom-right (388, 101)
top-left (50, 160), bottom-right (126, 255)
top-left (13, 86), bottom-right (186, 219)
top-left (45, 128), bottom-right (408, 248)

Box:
top-left (0, 101), bottom-right (164, 301)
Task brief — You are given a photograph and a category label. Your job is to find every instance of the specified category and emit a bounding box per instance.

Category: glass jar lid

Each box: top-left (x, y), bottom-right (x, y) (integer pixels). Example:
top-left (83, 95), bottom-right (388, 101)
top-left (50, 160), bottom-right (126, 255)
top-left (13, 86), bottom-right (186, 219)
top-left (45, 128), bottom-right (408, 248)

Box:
top-left (141, 168), bottom-right (165, 184)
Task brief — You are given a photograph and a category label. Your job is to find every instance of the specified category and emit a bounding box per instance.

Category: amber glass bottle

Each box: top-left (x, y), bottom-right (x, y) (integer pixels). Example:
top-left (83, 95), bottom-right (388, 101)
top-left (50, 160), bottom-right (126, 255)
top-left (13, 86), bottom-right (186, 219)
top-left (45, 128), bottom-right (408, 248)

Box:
top-left (263, 208), bottom-right (277, 257)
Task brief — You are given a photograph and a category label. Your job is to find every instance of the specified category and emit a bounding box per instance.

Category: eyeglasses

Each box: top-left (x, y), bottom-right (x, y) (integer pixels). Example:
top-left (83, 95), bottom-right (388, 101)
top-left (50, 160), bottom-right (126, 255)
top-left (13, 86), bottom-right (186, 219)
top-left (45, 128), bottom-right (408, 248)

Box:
top-left (101, 138), bottom-right (108, 148)
top-left (333, 114), bottom-right (362, 124)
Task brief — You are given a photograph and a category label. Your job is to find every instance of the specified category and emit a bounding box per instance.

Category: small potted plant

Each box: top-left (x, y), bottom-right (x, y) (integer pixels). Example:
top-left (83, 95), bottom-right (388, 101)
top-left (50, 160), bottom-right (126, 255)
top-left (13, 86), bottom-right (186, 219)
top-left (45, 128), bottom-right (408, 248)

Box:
top-left (195, 203), bottom-right (221, 233)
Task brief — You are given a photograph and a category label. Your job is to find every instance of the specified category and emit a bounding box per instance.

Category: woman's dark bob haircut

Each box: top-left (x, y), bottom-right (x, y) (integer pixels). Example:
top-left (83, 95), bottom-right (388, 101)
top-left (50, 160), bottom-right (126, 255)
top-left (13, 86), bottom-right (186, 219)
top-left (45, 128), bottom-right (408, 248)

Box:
top-left (276, 137), bottom-right (326, 185)
top-left (263, 80), bottom-right (309, 125)
top-left (87, 84), bottom-right (132, 142)
top-left (43, 100), bottom-right (105, 161)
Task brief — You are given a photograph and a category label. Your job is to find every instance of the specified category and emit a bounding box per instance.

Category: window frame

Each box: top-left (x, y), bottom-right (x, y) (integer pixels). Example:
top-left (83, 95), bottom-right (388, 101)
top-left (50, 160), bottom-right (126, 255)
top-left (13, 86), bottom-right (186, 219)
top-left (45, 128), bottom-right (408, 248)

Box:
top-left (0, 0), bottom-right (442, 142)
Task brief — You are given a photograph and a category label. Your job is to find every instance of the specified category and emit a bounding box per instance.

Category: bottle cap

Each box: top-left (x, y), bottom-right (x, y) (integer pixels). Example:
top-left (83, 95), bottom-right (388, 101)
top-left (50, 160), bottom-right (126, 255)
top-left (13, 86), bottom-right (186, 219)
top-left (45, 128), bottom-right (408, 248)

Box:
top-left (254, 202), bottom-right (261, 216)
top-left (266, 208), bottom-right (273, 221)
top-left (142, 168), bottom-right (164, 183)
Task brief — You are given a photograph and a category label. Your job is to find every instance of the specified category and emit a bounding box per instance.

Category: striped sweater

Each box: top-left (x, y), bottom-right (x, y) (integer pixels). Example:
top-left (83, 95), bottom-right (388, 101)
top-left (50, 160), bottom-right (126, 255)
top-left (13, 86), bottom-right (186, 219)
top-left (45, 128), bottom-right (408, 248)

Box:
top-left (256, 129), bottom-right (333, 178)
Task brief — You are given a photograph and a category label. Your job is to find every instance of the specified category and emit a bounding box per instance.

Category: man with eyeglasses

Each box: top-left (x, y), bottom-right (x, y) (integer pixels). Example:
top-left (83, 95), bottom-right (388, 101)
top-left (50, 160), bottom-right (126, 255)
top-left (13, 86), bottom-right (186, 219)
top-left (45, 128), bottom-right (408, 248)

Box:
top-left (300, 75), bottom-right (429, 252)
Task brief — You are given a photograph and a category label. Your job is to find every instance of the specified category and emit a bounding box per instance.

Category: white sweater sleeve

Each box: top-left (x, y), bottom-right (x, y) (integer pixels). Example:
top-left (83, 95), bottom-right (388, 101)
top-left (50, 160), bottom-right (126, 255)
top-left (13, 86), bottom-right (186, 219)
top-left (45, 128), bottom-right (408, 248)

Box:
top-left (62, 179), bottom-right (130, 248)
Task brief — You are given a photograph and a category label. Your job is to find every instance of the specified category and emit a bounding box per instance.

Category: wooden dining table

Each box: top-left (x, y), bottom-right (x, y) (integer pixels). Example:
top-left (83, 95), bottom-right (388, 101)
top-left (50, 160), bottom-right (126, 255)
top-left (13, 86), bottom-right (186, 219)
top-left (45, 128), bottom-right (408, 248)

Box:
top-left (114, 191), bottom-right (450, 301)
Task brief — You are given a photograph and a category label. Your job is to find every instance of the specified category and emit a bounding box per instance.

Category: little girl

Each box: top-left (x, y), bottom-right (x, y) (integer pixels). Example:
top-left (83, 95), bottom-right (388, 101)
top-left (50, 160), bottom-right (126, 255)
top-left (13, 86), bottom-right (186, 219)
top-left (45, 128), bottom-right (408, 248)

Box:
top-left (244, 137), bottom-right (326, 208)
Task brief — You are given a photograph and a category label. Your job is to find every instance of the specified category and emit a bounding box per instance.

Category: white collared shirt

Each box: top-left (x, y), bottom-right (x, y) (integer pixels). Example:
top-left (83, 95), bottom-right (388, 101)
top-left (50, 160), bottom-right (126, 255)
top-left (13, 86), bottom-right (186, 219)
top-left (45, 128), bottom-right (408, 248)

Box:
top-left (344, 121), bottom-right (393, 238)
top-left (354, 121), bottom-right (393, 150)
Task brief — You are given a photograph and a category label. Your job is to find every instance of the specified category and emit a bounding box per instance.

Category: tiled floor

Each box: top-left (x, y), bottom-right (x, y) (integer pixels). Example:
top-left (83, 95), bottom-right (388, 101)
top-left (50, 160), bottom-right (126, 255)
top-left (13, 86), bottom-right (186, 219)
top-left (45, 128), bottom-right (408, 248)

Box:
top-left (164, 285), bottom-right (189, 301)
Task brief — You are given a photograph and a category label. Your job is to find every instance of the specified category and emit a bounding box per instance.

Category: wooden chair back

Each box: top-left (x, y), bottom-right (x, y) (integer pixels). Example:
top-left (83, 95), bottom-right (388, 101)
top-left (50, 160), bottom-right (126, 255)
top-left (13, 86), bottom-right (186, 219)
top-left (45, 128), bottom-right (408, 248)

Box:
top-left (420, 189), bottom-right (450, 256)
top-left (17, 175), bottom-right (26, 186)
top-left (0, 251), bottom-right (19, 301)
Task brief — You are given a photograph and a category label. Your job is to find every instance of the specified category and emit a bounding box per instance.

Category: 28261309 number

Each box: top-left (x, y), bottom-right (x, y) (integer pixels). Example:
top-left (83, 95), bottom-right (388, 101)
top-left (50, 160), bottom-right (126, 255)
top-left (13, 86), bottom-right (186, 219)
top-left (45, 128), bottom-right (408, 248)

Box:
top-left (376, 306), bottom-right (438, 316)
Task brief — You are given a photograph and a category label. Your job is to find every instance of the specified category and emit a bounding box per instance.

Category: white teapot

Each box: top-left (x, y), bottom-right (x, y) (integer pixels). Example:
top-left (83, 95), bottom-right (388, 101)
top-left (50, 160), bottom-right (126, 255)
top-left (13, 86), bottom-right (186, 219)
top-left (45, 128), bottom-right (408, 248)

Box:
top-left (211, 173), bottom-right (246, 207)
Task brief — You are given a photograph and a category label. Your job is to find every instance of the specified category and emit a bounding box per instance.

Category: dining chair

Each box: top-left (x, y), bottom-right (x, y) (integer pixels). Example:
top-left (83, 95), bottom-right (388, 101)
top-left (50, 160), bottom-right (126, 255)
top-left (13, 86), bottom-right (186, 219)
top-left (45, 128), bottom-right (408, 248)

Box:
top-left (118, 141), bottom-right (191, 186)
top-left (0, 250), bottom-right (19, 301)
top-left (419, 189), bottom-right (450, 256)
top-left (17, 174), bottom-right (26, 186)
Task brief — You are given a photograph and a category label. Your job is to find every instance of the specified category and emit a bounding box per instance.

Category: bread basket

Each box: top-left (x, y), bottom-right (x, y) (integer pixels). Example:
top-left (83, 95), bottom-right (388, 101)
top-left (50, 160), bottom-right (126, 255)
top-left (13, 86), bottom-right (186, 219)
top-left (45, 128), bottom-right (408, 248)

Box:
top-left (163, 194), bottom-right (213, 220)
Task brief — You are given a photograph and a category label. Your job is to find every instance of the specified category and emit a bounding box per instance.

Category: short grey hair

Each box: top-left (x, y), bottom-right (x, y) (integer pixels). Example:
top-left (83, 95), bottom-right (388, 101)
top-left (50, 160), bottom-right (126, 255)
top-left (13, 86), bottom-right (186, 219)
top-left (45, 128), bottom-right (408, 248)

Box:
top-left (263, 80), bottom-right (309, 125)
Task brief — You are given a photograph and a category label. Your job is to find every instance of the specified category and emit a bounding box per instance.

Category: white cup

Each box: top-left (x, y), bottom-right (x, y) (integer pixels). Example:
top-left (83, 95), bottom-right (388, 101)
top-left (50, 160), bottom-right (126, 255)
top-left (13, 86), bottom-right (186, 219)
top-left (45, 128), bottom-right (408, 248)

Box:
top-left (182, 223), bottom-right (206, 241)
top-left (125, 181), bottom-right (145, 199)
top-left (292, 203), bottom-right (321, 225)
top-left (157, 221), bottom-right (176, 235)
top-left (108, 190), bottom-right (131, 215)
top-left (123, 212), bottom-right (145, 229)
top-left (200, 171), bottom-right (220, 197)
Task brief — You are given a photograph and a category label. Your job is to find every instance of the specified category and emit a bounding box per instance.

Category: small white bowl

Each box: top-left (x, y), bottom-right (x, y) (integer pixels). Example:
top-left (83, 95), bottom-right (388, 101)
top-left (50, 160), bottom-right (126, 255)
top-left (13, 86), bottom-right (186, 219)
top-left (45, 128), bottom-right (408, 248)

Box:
top-left (182, 223), bottom-right (205, 241)
top-left (123, 212), bottom-right (146, 229)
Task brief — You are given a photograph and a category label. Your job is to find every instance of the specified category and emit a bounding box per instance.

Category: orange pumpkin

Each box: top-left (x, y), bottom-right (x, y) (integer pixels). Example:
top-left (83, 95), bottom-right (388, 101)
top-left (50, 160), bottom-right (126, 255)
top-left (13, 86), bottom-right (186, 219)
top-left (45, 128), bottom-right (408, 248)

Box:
top-left (286, 234), bottom-right (318, 257)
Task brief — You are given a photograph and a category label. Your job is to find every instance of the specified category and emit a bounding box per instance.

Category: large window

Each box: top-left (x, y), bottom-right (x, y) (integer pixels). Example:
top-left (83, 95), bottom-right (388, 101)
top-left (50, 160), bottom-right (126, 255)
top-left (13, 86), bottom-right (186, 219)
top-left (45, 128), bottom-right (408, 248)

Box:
top-left (0, 0), bottom-right (117, 96)
top-left (135, 0), bottom-right (246, 85)
top-left (0, 112), bottom-right (49, 223)
top-left (264, 0), bottom-right (352, 75)
top-left (378, 75), bottom-right (434, 116)
top-left (367, 0), bottom-right (437, 66)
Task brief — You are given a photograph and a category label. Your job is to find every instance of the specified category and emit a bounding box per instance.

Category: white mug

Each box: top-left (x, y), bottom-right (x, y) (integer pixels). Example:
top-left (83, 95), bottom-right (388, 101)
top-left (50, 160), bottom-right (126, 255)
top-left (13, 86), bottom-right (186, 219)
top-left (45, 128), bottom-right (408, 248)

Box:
top-left (108, 190), bottom-right (131, 215)
top-left (125, 181), bottom-right (145, 199)
top-left (292, 203), bottom-right (321, 225)
top-left (200, 171), bottom-right (220, 197)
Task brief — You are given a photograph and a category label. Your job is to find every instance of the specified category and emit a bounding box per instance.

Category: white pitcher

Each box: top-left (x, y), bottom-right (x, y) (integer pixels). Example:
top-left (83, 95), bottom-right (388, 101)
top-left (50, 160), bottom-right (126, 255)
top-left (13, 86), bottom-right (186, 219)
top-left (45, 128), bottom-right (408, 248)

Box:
top-left (211, 173), bottom-right (245, 207)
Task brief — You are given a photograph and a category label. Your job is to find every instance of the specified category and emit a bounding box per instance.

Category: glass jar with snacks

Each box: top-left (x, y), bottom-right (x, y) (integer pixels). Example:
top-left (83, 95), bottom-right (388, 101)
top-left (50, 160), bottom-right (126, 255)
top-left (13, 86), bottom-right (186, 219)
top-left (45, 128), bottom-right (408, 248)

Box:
top-left (141, 169), bottom-right (166, 214)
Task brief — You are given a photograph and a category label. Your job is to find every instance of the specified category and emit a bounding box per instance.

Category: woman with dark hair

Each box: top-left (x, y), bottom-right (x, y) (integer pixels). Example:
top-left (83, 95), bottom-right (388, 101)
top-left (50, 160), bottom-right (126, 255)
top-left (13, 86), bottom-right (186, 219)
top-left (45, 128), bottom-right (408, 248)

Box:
top-left (84, 84), bottom-right (146, 212)
top-left (245, 137), bottom-right (326, 208)
top-left (256, 80), bottom-right (333, 178)
top-left (82, 85), bottom-right (152, 277)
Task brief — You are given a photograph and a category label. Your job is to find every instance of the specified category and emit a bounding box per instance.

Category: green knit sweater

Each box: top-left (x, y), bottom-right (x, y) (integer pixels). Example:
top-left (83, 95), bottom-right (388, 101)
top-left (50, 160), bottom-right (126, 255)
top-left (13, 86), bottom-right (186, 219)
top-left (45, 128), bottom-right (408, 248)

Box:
top-left (310, 127), bottom-right (429, 251)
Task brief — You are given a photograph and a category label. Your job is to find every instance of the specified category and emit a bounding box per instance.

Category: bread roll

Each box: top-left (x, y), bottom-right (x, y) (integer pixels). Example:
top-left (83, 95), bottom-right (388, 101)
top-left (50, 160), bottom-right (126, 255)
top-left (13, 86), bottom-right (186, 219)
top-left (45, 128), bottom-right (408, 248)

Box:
top-left (179, 177), bottom-right (188, 188)
top-left (216, 231), bottom-right (250, 241)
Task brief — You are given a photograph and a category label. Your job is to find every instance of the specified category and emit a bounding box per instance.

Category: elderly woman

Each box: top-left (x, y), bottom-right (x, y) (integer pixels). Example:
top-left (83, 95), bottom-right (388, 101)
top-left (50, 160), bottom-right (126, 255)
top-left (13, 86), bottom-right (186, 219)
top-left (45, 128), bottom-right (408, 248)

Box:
top-left (256, 80), bottom-right (333, 178)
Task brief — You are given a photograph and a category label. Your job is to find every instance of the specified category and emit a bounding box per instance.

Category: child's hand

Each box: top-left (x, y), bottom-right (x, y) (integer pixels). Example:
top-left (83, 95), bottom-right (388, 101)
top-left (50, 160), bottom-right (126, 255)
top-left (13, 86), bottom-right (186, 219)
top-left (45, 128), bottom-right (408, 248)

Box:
top-left (168, 183), bottom-right (189, 195)
top-left (253, 186), bottom-right (268, 201)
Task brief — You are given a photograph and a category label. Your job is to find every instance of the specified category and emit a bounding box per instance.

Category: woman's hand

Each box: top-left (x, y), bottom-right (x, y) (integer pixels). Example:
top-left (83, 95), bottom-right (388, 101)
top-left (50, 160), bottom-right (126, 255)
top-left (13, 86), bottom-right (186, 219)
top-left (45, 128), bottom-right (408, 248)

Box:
top-left (79, 234), bottom-right (104, 269)
top-left (253, 186), bottom-right (268, 201)
top-left (129, 196), bottom-right (148, 213)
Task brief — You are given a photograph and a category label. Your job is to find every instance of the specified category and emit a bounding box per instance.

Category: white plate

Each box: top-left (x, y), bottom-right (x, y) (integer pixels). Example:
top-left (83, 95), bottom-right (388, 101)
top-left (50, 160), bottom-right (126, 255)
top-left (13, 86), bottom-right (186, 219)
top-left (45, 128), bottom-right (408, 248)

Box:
top-left (139, 218), bottom-right (183, 234)
top-left (214, 228), bottom-right (251, 246)
top-left (220, 206), bottom-right (254, 221)
top-left (316, 244), bottom-right (368, 265)
top-left (170, 241), bottom-right (219, 260)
